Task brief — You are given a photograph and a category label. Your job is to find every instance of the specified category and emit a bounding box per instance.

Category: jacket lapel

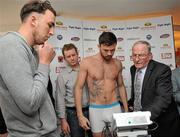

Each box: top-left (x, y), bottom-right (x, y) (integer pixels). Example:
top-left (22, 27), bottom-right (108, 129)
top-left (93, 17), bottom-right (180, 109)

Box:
top-left (142, 60), bottom-right (154, 95)
top-left (132, 66), bottom-right (136, 85)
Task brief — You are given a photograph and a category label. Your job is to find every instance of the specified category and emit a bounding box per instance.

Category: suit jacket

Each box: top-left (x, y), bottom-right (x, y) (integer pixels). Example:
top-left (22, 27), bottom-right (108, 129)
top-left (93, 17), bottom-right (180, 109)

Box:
top-left (129, 60), bottom-right (180, 137)
top-left (172, 67), bottom-right (180, 114)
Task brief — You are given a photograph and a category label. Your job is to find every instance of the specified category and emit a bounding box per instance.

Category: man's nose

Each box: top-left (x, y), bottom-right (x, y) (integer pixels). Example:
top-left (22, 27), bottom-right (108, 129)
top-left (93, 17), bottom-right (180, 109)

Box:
top-left (107, 51), bottom-right (113, 55)
top-left (49, 28), bottom-right (54, 35)
top-left (134, 56), bottom-right (140, 62)
top-left (70, 56), bottom-right (74, 60)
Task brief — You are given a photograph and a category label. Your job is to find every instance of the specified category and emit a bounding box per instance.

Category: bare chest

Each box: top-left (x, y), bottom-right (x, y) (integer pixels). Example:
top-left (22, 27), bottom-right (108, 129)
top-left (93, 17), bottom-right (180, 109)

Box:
top-left (88, 62), bottom-right (119, 80)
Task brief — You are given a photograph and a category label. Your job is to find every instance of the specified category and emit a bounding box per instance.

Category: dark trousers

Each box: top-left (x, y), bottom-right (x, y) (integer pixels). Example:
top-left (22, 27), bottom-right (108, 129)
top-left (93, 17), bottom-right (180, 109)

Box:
top-left (65, 107), bottom-right (92, 137)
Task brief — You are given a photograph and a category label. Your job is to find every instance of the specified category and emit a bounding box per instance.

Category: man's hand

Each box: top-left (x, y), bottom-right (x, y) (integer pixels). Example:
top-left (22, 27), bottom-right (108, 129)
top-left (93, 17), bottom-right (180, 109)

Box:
top-left (128, 106), bottom-right (134, 112)
top-left (60, 118), bottom-right (70, 135)
top-left (78, 115), bottom-right (90, 130)
top-left (38, 42), bottom-right (56, 65)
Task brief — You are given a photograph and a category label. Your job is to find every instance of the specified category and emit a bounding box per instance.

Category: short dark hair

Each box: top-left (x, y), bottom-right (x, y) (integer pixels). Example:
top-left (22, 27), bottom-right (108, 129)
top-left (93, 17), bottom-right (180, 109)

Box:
top-left (99, 32), bottom-right (117, 46)
top-left (20, 0), bottom-right (56, 22)
top-left (62, 43), bottom-right (78, 57)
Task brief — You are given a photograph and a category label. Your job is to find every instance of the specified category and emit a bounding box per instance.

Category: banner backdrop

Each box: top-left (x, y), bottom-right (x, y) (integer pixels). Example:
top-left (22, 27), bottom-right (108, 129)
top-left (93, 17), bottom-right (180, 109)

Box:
top-left (48, 16), bottom-right (175, 98)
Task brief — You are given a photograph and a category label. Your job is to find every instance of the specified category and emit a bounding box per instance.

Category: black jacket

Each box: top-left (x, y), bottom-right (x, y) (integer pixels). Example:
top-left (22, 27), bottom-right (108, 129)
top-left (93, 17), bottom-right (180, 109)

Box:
top-left (129, 60), bottom-right (180, 137)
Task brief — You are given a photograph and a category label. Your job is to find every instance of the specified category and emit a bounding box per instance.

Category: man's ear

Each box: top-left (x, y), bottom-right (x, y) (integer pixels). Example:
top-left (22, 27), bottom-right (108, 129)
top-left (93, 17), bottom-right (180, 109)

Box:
top-left (31, 15), bottom-right (38, 27)
top-left (149, 52), bottom-right (153, 59)
top-left (97, 44), bottom-right (100, 48)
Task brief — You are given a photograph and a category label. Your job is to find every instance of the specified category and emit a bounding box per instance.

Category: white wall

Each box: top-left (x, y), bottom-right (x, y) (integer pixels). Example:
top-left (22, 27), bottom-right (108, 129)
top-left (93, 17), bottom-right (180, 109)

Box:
top-left (0, 0), bottom-right (24, 33)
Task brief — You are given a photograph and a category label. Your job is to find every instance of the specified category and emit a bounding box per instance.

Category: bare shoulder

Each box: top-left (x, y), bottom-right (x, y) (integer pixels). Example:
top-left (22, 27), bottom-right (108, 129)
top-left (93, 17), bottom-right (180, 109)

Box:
top-left (80, 55), bottom-right (96, 65)
top-left (114, 58), bottom-right (122, 66)
top-left (79, 55), bottom-right (95, 70)
top-left (114, 58), bottom-right (123, 69)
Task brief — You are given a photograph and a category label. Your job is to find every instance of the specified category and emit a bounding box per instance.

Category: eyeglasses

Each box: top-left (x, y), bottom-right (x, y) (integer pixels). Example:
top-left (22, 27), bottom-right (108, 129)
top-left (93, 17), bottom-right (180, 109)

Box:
top-left (132, 54), bottom-right (148, 59)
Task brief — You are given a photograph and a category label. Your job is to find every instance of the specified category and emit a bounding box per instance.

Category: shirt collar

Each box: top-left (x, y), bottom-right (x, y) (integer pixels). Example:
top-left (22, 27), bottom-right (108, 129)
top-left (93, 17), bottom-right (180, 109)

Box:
top-left (136, 66), bottom-right (147, 75)
top-left (66, 64), bottom-right (79, 73)
top-left (141, 66), bottom-right (147, 74)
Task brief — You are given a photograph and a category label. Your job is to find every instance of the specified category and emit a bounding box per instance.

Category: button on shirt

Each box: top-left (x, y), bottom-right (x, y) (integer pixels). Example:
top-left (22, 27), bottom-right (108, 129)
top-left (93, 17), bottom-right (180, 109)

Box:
top-left (55, 65), bottom-right (89, 118)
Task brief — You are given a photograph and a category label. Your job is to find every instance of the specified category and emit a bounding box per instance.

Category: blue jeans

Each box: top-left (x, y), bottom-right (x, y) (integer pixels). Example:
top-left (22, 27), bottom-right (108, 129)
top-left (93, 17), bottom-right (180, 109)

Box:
top-left (65, 107), bottom-right (92, 137)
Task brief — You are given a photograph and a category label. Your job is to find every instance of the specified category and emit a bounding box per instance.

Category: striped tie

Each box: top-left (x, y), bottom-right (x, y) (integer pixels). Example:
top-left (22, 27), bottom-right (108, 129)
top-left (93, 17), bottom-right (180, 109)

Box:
top-left (134, 69), bottom-right (142, 111)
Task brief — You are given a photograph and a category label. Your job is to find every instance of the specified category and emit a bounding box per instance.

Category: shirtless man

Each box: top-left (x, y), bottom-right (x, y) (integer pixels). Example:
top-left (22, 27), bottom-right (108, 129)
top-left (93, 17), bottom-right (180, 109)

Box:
top-left (75, 32), bottom-right (128, 137)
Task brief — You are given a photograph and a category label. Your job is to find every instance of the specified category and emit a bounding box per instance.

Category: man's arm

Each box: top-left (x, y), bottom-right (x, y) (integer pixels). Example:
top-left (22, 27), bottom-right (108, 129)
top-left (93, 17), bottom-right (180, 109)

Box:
top-left (55, 74), bottom-right (70, 134)
top-left (0, 41), bottom-right (55, 115)
top-left (117, 61), bottom-right (128, 112)
top-left (145, 65), bottom-right (172, 120)
top-left (75, 60), bottom-right (90, 130)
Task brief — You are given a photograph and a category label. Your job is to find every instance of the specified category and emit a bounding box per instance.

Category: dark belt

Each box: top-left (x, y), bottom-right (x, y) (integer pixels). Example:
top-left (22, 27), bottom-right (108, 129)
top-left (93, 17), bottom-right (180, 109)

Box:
top-left (66, 106), bottom-right (89, 111)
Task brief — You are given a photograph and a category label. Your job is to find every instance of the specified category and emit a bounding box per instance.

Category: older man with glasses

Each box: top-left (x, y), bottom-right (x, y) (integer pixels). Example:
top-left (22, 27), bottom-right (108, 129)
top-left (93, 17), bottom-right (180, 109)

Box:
top-left (128, 40), bottom-right (180, 137)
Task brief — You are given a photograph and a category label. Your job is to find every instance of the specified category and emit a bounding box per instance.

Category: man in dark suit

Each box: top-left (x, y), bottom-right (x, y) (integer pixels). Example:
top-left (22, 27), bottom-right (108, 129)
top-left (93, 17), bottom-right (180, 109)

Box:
top-left (128, 40), bottom-right (180, 137)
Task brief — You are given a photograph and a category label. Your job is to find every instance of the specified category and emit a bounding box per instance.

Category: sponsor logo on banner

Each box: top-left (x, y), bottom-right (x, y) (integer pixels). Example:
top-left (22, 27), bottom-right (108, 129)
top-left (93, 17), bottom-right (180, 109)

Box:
top-left (160, 44), bottom-right (171, 49)
top-left (55, 20), bottom-right (68, 30)
top-left (160, 34), bottom-right (170, 39)
top-left (112, 27), bottom-right (125, 31)
top-left (116, 46), bottom-right (124, 52)
top-left (161, 53), bottom-right (172, 59)
top-left (83, 27), bottom-right (96, 31)
top-left (116, 56), bottom-right (125, 61)
top-left (101, 25), bottom-right (107, 29)
top-left (56, 20), bottom-right (63, 26)
top-left (117, 37), bottom-right (124, 42)
top-left (97, 25), bottom-right (111, 32)
top-left (85, 48), bottom-right (96, 53)
top-left (57, 56), bottom-right (64, 62)
top-left (54, 47), bottom-right (62, 51)
top-left (149, 44), bottom-right (155, 49)
top-left (71, 37), bottom-right (80, 41)
top-left (130, 55), bottom-right (133, 61)
top-left (146, 34), bottom-right (152, 40)
top-left (84, 38), bottom-right (96, 41)
top-left (157, 23), bottom-right (171, 27)
top-left (127, 37), bottom-right (140, 41)
top-left (68, 25), bottom-right (81, 30)
top-left (57, 34), bottom-right (63, 40)
top-left (126, 26), bottom-right (140, 30)
top-left (141, 22), bottom-right (156, 30)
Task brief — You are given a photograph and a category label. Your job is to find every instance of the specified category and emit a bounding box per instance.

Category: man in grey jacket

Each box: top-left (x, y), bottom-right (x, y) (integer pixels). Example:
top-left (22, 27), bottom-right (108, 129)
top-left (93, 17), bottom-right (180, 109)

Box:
top-left (0, 0), bottom-right (59, 137)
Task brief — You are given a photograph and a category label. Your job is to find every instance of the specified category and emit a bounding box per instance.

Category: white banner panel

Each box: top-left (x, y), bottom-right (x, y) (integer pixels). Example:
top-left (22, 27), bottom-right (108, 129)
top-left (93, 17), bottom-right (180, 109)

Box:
top-left (48, 17), bottom-right (83, 89)
top-left (49, 16), bottom-right (175, 98)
